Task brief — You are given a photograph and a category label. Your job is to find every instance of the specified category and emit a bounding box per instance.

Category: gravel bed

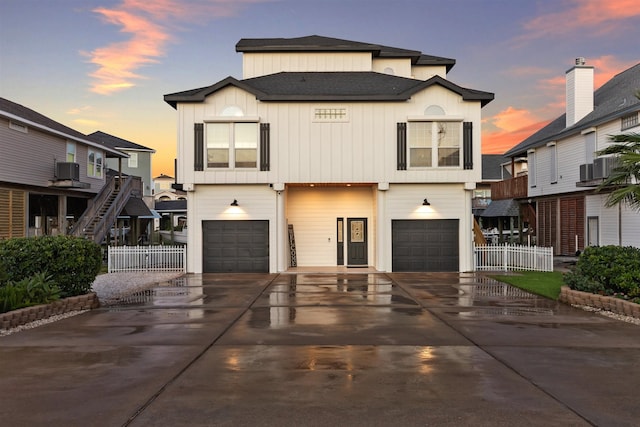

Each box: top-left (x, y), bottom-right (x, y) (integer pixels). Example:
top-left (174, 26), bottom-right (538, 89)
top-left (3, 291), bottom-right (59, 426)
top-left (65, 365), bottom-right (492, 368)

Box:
top-left (0, 272), bottom-right (184, 337)
top-left (574, 304), bottom-right (640, 325)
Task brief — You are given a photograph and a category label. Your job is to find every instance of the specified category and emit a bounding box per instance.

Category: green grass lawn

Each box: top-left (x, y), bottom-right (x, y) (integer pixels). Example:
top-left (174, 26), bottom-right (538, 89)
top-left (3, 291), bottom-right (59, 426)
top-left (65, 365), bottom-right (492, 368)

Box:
top-left (489, 271), bottom-right (565, 300)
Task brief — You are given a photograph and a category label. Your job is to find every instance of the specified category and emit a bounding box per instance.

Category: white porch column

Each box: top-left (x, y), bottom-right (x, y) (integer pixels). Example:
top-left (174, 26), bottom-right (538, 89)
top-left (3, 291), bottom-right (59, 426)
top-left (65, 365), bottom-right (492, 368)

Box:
top-left (376, 183), bottom-right (388, 271)
top-left (274, 184), bottom-right (286, 272)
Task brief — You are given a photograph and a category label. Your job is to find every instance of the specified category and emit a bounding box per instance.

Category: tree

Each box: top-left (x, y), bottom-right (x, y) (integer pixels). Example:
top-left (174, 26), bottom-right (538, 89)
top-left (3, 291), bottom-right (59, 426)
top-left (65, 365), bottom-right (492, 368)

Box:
top-left (596, 132), bottom-right (640, 210)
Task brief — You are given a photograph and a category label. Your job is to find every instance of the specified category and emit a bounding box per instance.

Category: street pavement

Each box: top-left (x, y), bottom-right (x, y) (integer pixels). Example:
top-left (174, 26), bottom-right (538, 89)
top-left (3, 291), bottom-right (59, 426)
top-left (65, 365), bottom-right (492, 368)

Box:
top-left (1, 272), bottom-right (639, 426)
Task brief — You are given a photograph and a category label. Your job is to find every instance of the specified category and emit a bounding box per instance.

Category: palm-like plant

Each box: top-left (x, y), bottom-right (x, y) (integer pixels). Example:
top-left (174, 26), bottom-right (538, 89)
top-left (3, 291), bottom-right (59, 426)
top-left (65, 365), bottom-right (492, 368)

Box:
top-left (596, 132), bottom-right (640, 210)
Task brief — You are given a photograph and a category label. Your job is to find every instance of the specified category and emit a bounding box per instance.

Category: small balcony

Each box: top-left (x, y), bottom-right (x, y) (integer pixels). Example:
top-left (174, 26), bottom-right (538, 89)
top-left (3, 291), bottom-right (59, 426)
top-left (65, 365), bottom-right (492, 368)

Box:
top-left (490, 175), bottom-right (528, 200)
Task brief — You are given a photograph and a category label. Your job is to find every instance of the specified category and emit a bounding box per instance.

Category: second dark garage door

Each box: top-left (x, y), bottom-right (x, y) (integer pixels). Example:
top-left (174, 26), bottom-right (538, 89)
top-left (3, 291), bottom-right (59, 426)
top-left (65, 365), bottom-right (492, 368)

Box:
top-left (392, 219), bottom-right (459, 272)
top-left (202, 220), bottom-right (269, 273)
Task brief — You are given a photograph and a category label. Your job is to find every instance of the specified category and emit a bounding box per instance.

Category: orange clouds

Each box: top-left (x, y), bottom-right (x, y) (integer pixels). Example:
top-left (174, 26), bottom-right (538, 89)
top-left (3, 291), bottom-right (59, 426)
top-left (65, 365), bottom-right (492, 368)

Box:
top-left (483, 107), bottom-right (550, 154)
top-left (87, 0), bottom-right (271, 95)
top-left (522, 0), bottom-right (640, 39)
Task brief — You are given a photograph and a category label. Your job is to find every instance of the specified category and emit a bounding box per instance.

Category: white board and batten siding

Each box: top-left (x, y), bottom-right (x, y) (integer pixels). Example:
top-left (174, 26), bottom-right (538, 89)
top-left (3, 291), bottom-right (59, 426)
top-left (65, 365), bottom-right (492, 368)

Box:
top-left (287, 186), bottom-right (376, 267)
top-left (242, 52), bottom-right (373, 79)
top-left (382, 183), bottom-right (474, 272)
top-left (187, 184), bottom-right (278, 273)
top-left (177, 85), bottom-right (482, 188)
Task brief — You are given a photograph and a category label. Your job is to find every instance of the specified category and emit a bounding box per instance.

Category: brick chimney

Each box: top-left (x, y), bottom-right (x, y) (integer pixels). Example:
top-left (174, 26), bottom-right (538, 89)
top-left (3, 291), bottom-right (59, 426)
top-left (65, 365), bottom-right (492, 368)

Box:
top-left (566, 57), bottom-right (594, 127)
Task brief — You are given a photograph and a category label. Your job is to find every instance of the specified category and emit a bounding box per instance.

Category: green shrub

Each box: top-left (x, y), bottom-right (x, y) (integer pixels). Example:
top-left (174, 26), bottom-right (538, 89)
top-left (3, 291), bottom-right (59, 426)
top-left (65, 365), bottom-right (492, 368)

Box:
top-left (0, 235), bottom-right (101, 298)
top-left (564, 245), bottom-right (640, 297)
top-left (0, 272), bottom-right (61, 313)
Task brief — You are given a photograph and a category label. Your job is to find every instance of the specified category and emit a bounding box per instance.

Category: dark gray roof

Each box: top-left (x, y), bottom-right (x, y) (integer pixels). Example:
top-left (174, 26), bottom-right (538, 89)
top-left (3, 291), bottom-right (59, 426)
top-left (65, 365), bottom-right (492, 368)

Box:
top-left (164, 72), bottom-right (493, 107)
top-left (505, 63), bottom-right (640, 157)
top-left (122, 197), bottom-right (153, 217)
top-left (89, 131), bottom-right (154, 152)
top-left (0, 97), bottom-right (126, 158)
top-left (155, 200), bottom-right (187, 212)
top-left (480, 199), bottom-right (520, 217)
top-left (235, 35), bottom-right (456, 71)
top-left (481, 154), bottom-right (506, 180)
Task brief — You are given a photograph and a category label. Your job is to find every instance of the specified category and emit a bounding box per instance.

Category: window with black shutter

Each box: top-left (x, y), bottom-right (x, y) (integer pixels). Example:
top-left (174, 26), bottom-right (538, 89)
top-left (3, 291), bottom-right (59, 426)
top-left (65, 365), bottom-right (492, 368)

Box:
top-left (260, 123), bottom-right (270, 171)
top-left (463, 122), bottom-right (473, 170)
top-left (397, 122), bottom-right (407, 170)
top-left (194, 123), bottom-right (204, 171)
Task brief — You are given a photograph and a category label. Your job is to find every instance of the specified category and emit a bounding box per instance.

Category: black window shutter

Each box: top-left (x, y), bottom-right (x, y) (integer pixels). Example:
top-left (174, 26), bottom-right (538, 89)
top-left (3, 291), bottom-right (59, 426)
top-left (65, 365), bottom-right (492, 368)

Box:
top-left (194, 123), bottom-right (204, 171)
top-left (397, 122), bottom-right (407, 170)
top-left (260, 123), bottom-right (270, 171)
top-left (463, 122), bottom-right (473, 170)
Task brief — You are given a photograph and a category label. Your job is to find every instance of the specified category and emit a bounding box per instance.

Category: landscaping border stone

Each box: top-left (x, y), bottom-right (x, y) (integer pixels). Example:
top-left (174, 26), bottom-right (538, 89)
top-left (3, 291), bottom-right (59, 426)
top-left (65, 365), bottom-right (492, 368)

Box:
top-left (559, 286), bottom-right (640, 319)
top-left (0, 293), bottom-right (100, 330)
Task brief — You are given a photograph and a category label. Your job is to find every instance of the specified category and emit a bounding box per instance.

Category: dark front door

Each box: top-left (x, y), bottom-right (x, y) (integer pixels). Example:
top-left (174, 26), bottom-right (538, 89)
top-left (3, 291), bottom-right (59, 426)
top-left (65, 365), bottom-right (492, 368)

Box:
top-left (347, 218), bottom-right (367, 266)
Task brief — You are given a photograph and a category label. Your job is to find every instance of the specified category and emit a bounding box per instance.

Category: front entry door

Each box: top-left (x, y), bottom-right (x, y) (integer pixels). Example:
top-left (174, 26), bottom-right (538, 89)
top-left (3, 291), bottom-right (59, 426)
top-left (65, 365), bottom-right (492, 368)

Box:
top-left (347, 218), bottom-right (367, 266)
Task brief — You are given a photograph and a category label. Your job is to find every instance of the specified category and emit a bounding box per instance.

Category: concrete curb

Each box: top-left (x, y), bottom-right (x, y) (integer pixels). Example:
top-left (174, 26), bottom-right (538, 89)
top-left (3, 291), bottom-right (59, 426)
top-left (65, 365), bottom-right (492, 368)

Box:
top-left (0, 292), bottom-right (100, 330)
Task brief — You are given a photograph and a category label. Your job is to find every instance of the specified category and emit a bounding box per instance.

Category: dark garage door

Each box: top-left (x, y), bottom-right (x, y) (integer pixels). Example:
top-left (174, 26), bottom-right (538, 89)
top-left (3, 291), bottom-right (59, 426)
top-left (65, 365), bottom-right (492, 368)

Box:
top-left (392, 219), bottom-right (459, 272)
top-left (202, 220), bottom-right (269, 273)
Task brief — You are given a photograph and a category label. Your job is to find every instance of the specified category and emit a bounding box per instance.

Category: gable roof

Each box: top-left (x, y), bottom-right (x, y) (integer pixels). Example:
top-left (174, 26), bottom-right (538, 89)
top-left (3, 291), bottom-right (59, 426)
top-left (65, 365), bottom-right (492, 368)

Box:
top-left (505, 63), bottom-right (640, 157)
top-left (0, 97), bottom-right (126, 158)
top-left (235, 35), bottom-right (456, 71)
top-left (89, 131), bottom-right (155, 152)
top-left (164, 72), bottom-right (494, 108)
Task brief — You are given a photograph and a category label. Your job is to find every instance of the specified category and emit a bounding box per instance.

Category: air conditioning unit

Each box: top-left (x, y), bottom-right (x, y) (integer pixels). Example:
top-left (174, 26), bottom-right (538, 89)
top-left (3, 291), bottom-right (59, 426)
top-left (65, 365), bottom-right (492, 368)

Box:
top-left (593, 157), bottom-right (618, 180)
top-left (579, 163), bottom-right (593, 182)
top-left (56, 162), bottom-right (80, 181)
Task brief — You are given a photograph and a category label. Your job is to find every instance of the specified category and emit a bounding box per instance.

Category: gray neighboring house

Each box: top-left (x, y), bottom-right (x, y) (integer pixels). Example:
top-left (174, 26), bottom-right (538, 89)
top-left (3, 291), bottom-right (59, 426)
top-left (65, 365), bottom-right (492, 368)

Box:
top-left (0, 97), bottom-right (128, 240)
top-left (89, 131), bottom-right (156, 201)
top-left (503, 60), bottom-right (640, 255)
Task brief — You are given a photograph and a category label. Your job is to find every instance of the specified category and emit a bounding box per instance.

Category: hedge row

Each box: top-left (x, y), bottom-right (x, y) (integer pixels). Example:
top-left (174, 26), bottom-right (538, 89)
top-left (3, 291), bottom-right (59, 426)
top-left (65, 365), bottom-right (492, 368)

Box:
top-left (0, 235), bottom-right (102, 298)
top-left (564, 245), bottom-right (640, 301)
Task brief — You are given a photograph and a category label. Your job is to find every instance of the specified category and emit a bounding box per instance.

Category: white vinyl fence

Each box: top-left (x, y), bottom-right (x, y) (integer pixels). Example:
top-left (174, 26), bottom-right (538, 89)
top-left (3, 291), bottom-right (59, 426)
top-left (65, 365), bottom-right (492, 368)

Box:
top-left (474, 244), bottom-right (554, 272)
top-left (108, 245), bottom-right (186, 273)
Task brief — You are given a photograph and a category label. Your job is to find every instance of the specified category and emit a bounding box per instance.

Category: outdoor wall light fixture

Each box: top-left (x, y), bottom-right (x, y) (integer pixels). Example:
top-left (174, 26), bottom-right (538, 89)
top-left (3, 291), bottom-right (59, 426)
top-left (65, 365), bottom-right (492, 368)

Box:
top-left (230, 199), bottom-right (239, 207)
top-left (422, 198), bottom-right (431, 206)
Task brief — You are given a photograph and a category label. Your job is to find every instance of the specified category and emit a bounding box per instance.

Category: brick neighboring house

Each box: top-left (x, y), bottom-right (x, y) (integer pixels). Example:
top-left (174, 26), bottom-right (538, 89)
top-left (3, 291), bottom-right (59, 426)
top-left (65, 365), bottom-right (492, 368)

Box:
top-left (0, 97), bottom-right (151, 243)
top-left (164, 35), bottom-right (494, 273)
top-left (503, 60), bottom-right (640, 255)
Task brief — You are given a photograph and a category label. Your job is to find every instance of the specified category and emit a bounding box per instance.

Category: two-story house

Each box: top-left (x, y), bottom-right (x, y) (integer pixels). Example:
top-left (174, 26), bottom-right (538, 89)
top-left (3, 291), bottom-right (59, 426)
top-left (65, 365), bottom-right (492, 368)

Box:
top-left (0, 97), bottom-right (128, 239)
top-left (164, 35), bottom-right (494, 273)
top-left (90, 131), bottom-right (156, 201)
top-left (504, 60), bottom-right (640, 255)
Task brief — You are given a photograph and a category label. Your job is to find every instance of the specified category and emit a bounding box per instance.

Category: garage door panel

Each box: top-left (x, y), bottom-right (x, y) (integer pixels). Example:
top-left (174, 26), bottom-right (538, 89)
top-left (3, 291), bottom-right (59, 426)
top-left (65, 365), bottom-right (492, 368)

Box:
top-left (202, 220), bottom-right (269, 273)
top-left (392, 219), bottom-right (458, 272)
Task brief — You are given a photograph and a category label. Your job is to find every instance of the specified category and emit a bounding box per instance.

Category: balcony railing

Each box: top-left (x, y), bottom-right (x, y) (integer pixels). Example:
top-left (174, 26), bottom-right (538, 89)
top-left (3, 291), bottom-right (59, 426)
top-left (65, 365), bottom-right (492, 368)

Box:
top-left (490, 175), bottom-right (528, 200)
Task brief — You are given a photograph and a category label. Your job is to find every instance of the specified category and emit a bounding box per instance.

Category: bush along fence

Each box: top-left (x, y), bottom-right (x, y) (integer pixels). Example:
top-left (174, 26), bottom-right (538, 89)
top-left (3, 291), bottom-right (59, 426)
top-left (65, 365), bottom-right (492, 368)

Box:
top-left (108, 245), bottom-right (186, 273)
top-left (474, 244), bottom-right (554, 272)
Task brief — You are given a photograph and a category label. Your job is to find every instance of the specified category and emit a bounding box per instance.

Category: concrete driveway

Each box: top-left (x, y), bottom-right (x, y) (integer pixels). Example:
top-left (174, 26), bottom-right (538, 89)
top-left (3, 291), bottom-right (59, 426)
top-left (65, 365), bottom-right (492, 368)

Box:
top-left (1, 272), bottom-right (639, 426)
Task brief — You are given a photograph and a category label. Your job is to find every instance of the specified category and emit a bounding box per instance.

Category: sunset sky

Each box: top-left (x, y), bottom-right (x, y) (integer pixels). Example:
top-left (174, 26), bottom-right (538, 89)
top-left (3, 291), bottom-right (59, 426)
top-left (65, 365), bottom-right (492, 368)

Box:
top-left (1, 0), bottom-right (639, 176)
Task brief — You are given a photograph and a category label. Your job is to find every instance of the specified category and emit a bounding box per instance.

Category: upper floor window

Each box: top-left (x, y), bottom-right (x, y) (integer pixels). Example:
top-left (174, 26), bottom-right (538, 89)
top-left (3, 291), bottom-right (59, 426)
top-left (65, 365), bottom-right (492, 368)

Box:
top-left (206, 122), bottom-right (257, 169)
top-left (87, 149), bottom-right (103, 178)
top-left (621, 112), bottom-right (638, 130)
top-left (66, 142), bottom-right (76, 163)
top-left (128, 152), bottom-right (138, 168)
top-left (408, 121), bottom-right (460, 167)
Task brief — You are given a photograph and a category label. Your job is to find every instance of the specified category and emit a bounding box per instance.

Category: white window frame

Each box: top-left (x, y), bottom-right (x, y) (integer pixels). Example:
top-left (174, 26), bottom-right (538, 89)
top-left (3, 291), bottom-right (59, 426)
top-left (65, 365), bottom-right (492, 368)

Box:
top-left (87, 149), bottom-right (103, 178)
top-left (621, 112), bottom-right (638, 130)
top-left (9, 121), bottom-right (28, 133)
top-left (128, 152), bottom-right (138, 168)
top-left (204, 120), bottom-right (258, 169)
top-left (407, 119), bottom-right (462, 168)
top-left (66, 141), bottom-right (76, 163)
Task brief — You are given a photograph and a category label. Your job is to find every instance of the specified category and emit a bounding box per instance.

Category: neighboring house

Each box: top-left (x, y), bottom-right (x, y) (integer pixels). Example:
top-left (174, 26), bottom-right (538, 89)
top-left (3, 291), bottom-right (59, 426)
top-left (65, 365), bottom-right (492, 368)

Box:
top-left (154, 173), bottom-right (175, 195)
top-left (90, 131), bottom-right (156, 200)
top-left (503, 59), bottom-right (640, 255)
top-left (164, 35), bottom-right (494, 273)
top-left (0, 97), bottom-right (128, 239)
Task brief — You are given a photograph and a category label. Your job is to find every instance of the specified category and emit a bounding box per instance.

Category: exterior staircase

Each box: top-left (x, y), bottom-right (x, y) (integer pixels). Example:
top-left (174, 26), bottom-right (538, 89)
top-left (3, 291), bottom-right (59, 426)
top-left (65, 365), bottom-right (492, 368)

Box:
top-left (71, 175), bottom-right (141, 244)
